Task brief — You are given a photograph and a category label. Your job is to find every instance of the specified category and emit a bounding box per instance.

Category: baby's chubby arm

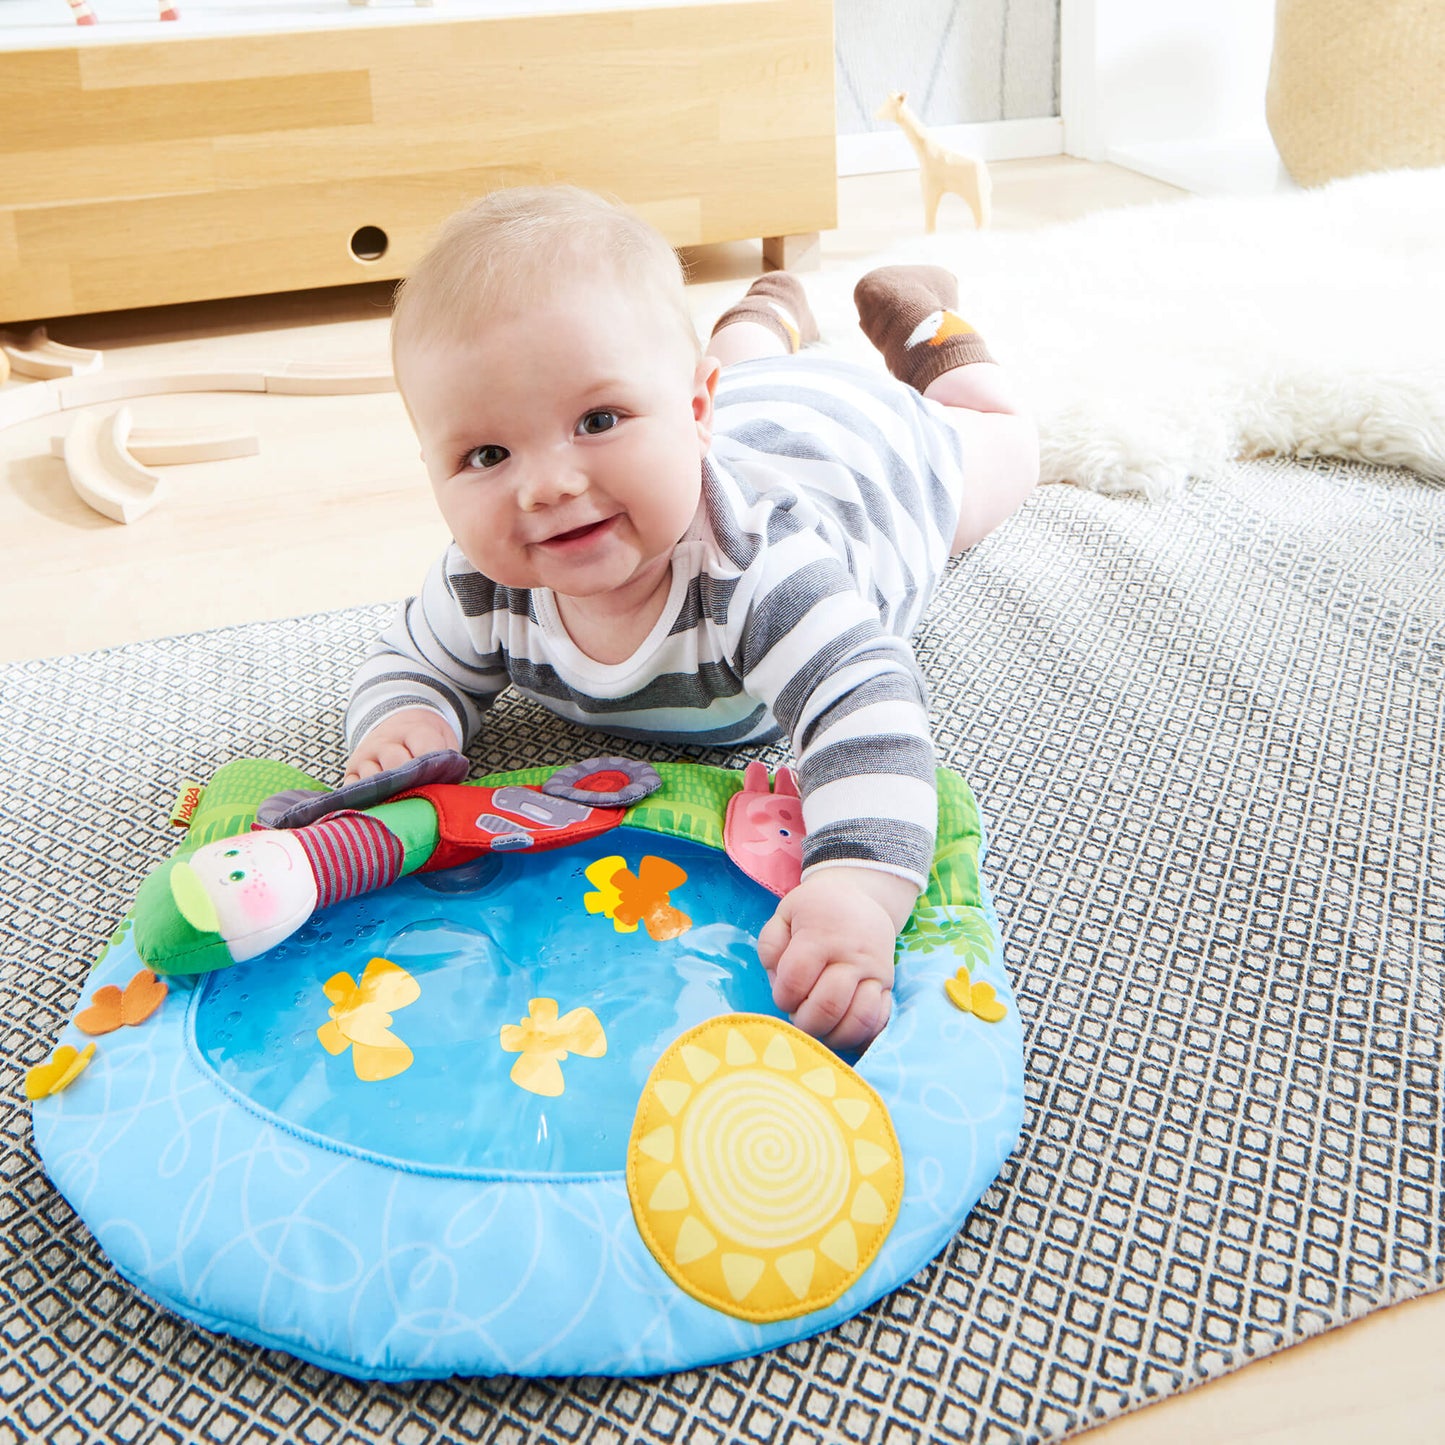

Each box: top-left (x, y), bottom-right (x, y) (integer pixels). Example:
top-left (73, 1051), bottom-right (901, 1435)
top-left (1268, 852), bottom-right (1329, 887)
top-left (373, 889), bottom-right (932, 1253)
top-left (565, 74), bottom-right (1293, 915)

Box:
top-left (723, 538), bottom-right (939, 1050)
top-left (758, 866), bottom-right (919, 1050)
top-left (345, 548), bottom-right (514, 782)
top-left (343, 707), bottom-right (462, 785)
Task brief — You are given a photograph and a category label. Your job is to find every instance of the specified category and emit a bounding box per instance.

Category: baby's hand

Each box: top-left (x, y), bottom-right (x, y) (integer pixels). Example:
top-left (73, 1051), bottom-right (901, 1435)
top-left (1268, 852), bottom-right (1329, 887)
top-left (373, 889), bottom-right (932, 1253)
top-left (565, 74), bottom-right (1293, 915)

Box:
top-left (343, 707), bottom-right (460, 785)
top-left (757, 867), bottom-right (919, 1051)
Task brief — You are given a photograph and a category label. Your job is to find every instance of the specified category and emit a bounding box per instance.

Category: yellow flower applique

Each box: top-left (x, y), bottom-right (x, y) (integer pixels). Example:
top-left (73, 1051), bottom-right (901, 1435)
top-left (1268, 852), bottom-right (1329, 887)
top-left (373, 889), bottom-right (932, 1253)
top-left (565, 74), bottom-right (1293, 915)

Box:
top-left (584, 855), bottom-right (636, 933)
top-left (500, 997), bottom-right (607, 1097)
top-left (317, 956), bottom-right (420, 1082)
top-left (26, 1043), bottom-right (97, 1101)
top-left (944, 964), bottom-right (1008, 1023)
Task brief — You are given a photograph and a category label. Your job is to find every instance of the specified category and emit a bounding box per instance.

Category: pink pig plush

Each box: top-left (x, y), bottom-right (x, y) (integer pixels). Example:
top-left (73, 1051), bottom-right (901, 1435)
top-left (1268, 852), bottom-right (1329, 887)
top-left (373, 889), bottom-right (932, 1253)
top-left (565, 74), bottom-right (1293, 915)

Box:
top-left (724, 761), bottom-right (805, 898)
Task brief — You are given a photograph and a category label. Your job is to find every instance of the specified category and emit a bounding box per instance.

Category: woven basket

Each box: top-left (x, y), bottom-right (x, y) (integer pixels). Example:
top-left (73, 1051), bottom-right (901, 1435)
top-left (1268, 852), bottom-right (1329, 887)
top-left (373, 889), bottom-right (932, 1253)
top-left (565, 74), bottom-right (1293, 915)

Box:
top-left (1266, 0), bottom-right (1445, 186)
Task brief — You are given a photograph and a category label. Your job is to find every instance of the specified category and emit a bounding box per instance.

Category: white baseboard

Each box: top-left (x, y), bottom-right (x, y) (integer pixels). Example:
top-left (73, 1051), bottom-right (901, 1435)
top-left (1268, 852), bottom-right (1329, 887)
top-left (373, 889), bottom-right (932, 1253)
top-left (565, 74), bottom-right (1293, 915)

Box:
top-left (1105, 138), bottom-right (1296, 197)
top-left (837, 117), bottom-right (1064, 177)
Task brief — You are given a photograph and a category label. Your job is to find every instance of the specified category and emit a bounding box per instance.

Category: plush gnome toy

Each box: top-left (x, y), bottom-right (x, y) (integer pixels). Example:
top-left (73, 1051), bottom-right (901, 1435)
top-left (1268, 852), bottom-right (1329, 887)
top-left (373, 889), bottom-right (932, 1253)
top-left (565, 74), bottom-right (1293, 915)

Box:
top-left (132, 754), bottom-right (662, 976)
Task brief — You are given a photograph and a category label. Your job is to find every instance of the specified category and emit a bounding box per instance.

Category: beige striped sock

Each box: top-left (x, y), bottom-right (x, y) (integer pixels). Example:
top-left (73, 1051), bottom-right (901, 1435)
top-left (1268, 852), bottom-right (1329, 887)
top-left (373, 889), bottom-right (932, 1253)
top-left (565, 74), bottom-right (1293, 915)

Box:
top-left (710, 272), bottom-right (820, 354)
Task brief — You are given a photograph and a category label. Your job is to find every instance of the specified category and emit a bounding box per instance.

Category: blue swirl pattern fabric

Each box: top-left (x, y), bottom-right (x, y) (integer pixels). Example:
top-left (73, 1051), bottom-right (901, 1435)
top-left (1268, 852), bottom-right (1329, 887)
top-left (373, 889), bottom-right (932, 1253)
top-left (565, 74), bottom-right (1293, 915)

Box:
top-left (31, 798), bottom-right (1021, 1380)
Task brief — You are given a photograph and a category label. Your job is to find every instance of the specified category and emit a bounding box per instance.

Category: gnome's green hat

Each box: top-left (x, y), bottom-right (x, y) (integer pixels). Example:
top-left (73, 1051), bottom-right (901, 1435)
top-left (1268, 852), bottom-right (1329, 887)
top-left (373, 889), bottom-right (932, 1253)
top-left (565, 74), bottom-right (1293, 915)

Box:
top-left (132, 856), bottom-right (236, 977)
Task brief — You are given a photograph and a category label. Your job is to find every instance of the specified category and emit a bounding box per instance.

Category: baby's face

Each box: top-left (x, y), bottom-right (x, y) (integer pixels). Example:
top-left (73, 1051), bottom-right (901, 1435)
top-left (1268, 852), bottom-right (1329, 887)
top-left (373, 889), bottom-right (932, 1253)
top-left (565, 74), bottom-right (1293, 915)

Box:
top-left (400, 275), bottom-right (717, 620)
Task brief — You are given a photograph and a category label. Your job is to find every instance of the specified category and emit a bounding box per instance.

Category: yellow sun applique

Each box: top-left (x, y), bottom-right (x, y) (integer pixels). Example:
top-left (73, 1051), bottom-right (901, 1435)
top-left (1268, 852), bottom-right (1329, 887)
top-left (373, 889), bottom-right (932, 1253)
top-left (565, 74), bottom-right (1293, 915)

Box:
top-left (317, 956), bottom-right (420, 1082)
top-left (944, 964), bottom-right (1008, 1022)
top-left (627, 1014), bottom-right (903, 1322)
top-left (499, 997), bottom-right (607, 1096)
top-left (26, 1043), bottom-right (97, 1101)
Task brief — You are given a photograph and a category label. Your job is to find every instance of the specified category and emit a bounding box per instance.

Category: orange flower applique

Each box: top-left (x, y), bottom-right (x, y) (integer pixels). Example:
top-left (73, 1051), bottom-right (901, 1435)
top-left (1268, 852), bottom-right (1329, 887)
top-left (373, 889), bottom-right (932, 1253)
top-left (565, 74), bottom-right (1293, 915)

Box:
top-left (584, 855), bottom-right (691, 941)
top-left (76, 969), bottom-right (169, 1036)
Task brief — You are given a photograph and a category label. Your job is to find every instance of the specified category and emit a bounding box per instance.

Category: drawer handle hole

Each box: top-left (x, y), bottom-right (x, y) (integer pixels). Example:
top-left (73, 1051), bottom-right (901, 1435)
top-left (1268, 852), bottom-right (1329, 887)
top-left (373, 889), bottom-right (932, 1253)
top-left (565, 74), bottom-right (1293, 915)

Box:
top-left (350, 226), bottom-right (389, 263)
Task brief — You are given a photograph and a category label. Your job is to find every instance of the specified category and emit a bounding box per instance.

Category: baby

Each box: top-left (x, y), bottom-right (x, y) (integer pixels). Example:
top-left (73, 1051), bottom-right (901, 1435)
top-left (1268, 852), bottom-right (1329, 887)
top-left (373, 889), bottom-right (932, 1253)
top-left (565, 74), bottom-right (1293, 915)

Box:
top-left (345, 185), bottom-right (1038, 1051)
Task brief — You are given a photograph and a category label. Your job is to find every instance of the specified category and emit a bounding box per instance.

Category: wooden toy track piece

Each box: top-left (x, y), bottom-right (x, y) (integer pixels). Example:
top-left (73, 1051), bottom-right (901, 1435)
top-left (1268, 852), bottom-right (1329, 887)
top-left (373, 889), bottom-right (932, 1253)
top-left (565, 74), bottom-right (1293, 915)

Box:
top-left (2, 327), bottom-right (103, 380)
top-left (0, 380), bottom-right (63, 431)
top-left (262, 361), bottom-right (396, 395)
top-left (50, 423), bottom-right (259, 466)
top-left (63, 406), bottom-right (163, 525)
top-left (57, 371), bottom-right (268, 409)
top-left (0, 359), bottom-right (393, 440)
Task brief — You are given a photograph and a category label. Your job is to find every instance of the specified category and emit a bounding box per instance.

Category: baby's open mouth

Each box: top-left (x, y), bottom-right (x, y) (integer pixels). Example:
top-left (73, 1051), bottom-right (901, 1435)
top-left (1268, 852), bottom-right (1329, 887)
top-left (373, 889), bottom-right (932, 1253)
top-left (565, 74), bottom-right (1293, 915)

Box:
top-left (544, 518), bottom-right (611, 545)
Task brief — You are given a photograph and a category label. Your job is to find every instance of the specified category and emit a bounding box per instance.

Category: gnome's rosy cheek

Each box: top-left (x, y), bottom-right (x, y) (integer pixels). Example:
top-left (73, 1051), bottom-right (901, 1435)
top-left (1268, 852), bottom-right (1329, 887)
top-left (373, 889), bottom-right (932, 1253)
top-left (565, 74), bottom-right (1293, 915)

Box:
top-left (192, 837), bottom-right (312, 938)
top-left (233, 878), bottom-right (283, 924)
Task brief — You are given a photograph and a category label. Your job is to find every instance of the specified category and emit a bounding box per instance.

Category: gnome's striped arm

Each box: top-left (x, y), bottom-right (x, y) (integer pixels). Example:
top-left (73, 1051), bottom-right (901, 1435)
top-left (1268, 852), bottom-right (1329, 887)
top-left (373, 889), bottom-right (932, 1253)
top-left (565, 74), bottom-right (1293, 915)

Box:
top-left (134, 797), bottom-right (444, 977)
top-left (298, 800), bottom-right (441, 905)
top-left (132, 773), bottom-right (630, 978)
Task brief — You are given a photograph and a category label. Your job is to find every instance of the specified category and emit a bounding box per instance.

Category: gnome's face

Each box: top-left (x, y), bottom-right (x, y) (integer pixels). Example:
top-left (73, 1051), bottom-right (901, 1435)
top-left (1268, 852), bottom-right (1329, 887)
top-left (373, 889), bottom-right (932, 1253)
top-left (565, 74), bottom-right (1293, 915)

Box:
top-left (175, 832), bottom-right (319, 961)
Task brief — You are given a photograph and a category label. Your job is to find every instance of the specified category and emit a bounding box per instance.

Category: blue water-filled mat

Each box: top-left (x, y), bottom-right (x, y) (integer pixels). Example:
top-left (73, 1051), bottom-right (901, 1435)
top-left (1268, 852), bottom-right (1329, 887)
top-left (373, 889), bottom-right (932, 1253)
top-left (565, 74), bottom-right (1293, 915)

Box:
top-left (30, 759), bottom-right (1024, 1380)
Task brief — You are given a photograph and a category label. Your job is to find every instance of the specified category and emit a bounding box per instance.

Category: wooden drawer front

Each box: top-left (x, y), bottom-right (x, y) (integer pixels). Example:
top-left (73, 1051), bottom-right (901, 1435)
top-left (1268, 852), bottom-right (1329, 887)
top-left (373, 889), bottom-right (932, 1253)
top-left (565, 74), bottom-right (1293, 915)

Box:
top-left (0, 0), bottom-right (836, 321)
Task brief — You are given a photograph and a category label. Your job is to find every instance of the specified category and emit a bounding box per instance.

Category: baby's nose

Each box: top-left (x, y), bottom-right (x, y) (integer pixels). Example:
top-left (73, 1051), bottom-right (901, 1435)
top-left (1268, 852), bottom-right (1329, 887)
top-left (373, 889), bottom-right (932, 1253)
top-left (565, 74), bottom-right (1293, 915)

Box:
top-left (518, 461), bottom-right (588, 510)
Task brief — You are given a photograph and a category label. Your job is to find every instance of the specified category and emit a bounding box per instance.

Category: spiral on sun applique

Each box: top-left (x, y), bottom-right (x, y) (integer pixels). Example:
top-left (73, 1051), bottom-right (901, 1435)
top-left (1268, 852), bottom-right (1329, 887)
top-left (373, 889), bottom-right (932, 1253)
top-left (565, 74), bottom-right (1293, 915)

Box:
top-left (682, 1074), bottom-right (848, 1247)
top-left (627, 1015), bottom-right (903, 1322)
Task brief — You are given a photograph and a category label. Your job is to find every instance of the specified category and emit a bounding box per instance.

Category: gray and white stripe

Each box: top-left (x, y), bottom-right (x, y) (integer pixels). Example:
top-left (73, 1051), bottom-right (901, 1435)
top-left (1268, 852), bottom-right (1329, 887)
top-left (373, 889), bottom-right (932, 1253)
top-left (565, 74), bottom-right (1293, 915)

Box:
top-left (347, 354), bottom-right (968, 886)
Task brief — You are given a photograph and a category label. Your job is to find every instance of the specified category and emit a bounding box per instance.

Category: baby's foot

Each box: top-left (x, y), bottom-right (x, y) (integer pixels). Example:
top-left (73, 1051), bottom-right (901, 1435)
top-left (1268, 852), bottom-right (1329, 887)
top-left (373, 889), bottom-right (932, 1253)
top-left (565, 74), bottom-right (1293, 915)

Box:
top-left (711, 272), bottom-right (820, 354)
top-left (854, 264), bottom-right (994, 393)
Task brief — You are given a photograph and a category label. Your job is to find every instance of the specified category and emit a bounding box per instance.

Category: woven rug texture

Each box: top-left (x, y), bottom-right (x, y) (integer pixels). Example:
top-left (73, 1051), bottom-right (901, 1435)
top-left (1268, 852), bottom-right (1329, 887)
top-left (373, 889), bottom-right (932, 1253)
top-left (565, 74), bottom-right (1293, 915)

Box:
top-left (3, 454), bottom-right (1442, 1445)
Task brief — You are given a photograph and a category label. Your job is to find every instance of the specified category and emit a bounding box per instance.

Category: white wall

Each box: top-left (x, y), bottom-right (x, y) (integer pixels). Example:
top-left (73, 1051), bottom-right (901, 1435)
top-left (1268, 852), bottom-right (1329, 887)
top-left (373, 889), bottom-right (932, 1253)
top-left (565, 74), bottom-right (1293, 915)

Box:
top-left (1061, 0), bottom-right (1291, 195)
top-left (835, 0), bottom-right (1065, 174)
top-left (834, 0), bottom-right (1061, 134)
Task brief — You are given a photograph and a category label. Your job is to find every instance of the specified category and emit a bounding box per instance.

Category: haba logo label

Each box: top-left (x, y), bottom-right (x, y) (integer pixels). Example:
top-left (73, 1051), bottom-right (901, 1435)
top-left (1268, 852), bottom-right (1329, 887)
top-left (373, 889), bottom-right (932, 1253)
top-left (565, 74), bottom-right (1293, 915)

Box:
top-left (168, 783), bottom-right (205, 829)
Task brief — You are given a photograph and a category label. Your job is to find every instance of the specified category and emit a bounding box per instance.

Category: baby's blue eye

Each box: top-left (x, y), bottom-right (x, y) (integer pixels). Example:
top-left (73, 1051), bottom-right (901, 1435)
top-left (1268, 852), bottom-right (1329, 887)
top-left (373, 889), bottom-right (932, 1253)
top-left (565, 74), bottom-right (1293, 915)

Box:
top-left (223, 848), bottom-right (239, 858)
top-left (578, 410), bottom-right (619, 436)
top-left (228, 870), bottom-right (246, 883)
top-left (463, 445), bottom-right (509, 470)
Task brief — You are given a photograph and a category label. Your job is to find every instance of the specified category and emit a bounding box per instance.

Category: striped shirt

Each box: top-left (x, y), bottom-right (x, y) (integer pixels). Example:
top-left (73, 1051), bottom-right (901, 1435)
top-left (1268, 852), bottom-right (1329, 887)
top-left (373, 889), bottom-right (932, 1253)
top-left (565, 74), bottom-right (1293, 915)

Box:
top-left (347, 355), bottom-right (967, 887)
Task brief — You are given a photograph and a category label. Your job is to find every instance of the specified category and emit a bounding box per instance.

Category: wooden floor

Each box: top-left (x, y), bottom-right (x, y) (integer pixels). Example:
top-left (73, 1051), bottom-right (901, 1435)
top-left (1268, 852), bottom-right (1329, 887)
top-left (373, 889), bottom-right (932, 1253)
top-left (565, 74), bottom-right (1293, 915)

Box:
top-left (0, 158), bottom-right (1184, 666)
top-left (3, 159), bottom-right (1440, 1442)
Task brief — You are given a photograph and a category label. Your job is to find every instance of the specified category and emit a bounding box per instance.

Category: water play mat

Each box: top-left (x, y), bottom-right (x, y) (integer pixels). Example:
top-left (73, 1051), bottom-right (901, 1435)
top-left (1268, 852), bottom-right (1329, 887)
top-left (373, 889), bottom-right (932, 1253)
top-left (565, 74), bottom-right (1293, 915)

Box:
top-left (28, 757), bottom-right (1023, 1380)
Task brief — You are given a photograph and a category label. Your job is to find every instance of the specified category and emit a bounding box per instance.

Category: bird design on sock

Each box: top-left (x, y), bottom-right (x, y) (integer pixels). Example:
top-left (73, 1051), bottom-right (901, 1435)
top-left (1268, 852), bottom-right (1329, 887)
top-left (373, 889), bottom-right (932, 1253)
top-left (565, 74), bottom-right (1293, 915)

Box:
top-left (905, 309), bottom-right (978, 350)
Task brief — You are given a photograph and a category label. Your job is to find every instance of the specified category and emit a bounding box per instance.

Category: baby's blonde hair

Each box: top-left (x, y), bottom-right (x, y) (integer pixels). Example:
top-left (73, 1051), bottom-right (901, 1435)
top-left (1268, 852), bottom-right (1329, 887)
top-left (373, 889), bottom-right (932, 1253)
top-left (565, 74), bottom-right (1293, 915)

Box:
top-left (390, 185), bottom-right (700, 383)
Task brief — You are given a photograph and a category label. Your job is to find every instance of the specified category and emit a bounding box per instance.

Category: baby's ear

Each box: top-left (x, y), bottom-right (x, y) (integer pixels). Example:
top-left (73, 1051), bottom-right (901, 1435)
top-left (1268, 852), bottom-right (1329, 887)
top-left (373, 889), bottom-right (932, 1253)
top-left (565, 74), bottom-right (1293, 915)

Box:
top-left (692, 356), bottom-right (720, 448)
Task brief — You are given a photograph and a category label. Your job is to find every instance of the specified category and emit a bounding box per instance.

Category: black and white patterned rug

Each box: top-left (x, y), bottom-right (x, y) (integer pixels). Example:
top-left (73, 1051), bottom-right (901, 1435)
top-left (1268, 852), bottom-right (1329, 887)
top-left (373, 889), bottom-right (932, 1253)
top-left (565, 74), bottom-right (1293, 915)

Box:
top-left (4, 455), bottom-right (1441, 1444)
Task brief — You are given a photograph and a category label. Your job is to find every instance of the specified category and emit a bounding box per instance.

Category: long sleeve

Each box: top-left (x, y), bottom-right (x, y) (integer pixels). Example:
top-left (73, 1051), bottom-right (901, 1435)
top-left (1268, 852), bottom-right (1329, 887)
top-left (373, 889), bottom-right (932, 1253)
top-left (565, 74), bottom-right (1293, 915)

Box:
top-left (345, 545), bottom-right (511, 751)
top-left (717, 487), bottom-right (939, 889)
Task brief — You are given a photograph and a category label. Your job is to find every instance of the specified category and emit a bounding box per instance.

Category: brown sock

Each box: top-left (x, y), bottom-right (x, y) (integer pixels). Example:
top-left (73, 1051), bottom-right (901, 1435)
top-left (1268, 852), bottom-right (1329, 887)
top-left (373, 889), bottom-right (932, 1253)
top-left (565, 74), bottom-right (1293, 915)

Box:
top-left (710, 272), bottom-right (820, 354)
top-left (854, 264), bottom-right (994, 392)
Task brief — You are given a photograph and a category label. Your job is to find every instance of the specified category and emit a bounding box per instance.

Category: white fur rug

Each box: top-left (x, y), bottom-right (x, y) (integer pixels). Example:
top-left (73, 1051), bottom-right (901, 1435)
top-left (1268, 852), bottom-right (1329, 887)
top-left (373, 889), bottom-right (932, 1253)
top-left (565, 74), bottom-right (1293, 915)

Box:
top-left (791, 166), bottom-right (1445, 498)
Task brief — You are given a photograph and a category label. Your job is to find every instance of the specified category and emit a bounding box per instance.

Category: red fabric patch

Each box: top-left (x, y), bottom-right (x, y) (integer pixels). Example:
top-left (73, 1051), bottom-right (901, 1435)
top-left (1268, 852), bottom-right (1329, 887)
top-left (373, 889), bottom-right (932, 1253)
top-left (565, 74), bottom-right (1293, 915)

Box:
top-left (394, 783), bottom-right (624, 873)
top-left (577, 769), bottom-right (630, 794)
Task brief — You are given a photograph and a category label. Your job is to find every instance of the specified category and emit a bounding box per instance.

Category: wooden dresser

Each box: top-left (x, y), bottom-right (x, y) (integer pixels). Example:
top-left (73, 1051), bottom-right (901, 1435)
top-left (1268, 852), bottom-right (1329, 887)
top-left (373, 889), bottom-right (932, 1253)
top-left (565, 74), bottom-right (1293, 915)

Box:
top-left (0, 0), bottom-right (836, 323)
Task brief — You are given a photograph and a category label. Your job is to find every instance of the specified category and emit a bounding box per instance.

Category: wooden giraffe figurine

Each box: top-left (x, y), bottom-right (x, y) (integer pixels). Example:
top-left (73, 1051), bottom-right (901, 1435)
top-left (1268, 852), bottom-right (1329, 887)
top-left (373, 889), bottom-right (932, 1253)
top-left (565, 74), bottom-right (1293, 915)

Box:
top-left (875, 90), bottom-right (992, 232)
top-left (66, 0), bottom-right (178, 21)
